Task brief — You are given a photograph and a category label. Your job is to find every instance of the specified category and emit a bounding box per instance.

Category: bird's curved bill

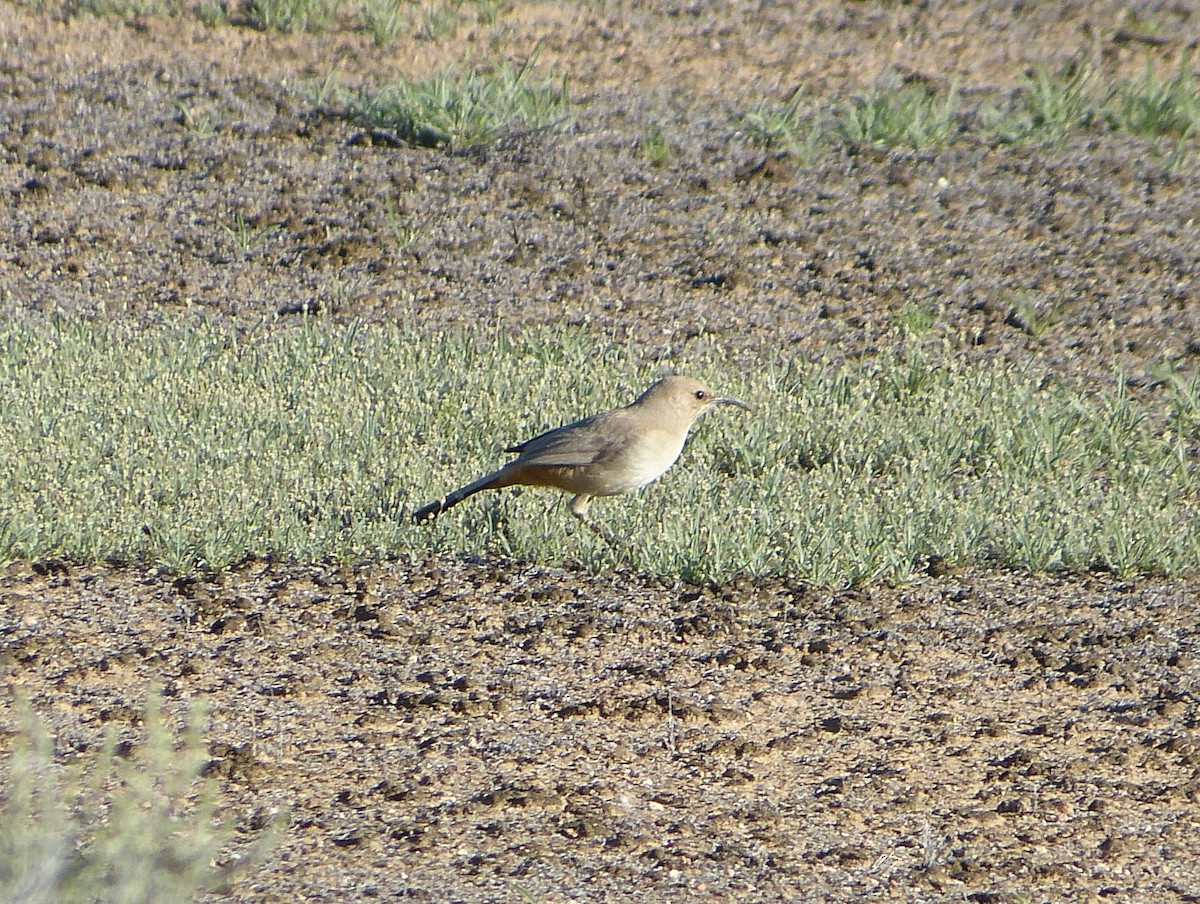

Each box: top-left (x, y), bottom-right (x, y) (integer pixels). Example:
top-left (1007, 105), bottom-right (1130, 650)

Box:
top-left (715, 396), bottom-right (752, 412)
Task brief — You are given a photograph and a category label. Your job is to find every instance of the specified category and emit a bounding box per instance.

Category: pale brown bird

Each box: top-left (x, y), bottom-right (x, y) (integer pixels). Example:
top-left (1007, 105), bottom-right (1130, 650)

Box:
top-left (412, 375), bottom-right (751, 543)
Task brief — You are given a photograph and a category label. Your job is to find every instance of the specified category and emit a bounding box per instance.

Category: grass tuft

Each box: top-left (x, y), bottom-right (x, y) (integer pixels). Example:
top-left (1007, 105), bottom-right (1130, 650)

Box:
top-left (382, 197), bottom-right (424, 249)
top-left (838, 81), bottom-right (959, 150)
top-left (1006, 291), bottom-right (1062, 338)
top-left (1106, 57), bottom-right (1200, 138)
top-left (742, 90), bottom-right (826, 161)
top-left (220, 211), bottom-right (282, 255)
top-left (176, 100), bottom-right (220, 137)
top-left (244, 0), bottom-right (340, 33)
top-left (349, 59), bottom-right (570, 148)
top-left (357, 0), bottom-right (407, 46)
top-left (640, 129), bottom-right (673, 166)
top-left (984, 56), bottom-right (1200, 146)
top-left (986, 60), bottom-right (1100, 143)
top-left (898, 302), bottom-right (937, 337)
top-left (0, 315), bottom-right (1195, 585)
top-left (414, 0), bottom-right (459, 40)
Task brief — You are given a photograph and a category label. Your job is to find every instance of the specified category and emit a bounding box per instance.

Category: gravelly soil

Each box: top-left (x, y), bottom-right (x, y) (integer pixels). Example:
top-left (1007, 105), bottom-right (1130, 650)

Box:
top-left (2, 1), bottom-right (1200, 901)
top-left (4, 559), bottom-right (1200, 902)
top-left (4, 1), bottom-right (1199, 382)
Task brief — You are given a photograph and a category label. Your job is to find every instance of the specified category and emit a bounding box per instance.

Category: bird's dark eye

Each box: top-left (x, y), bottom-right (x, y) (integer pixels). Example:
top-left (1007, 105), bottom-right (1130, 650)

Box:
top-left (694, 390), bottom-right (706, 400)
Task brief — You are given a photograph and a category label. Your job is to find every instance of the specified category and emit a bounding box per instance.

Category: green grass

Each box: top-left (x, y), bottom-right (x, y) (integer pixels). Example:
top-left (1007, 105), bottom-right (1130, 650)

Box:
top-left (176, 100), bottom-right (220, 137)
top-left (985, 61), bottom-right (1100, 143)
top-left (898, 302), bottom-right (937, 337)
top-left (639, 129), bottom-right (673, 166)
top-left (742, 90), bottom-right (826, 161)
top-left (740, 59), bottom-right (1199, 157)
top-left (0, 692), bottom-right (264, 904)
top-left (739, 63), bottom-right (1198, 159)
top-left (414, 0), bottom-right (459, 40)
top-left (349, 60), bottom-right (570, 148)
top-left (191, 0), bottom-right (228, 26)
top-left (838, 81), bottom-right (960, 150)
top-left (1007, 291), bottom-right (1062, 339)
top-left (221, 211), bottom-right (282, 255)
top-left (353, 0), bottom-right (466, 46)
top-left (1153, 361), bottom-right (1200, 441)
top-left (357, 0), bottom-right (407, 46)
top-left (0, 315), bottom-right (1196, 585)
top-left (245, 0), bottom-right (340, 32)
top-left (984, 57), bottom-right (1200, 144)
top-left (1106, 57), bottom-right (1200, 138)
top-left (382, 198), bottom-right (424, 250)
top-left (305, 67), bottom-right (343, 108)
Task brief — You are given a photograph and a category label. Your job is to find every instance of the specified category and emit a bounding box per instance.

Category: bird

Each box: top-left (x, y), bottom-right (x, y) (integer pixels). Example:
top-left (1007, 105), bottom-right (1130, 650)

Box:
top-left (411, 375), bottom-right (751, 544)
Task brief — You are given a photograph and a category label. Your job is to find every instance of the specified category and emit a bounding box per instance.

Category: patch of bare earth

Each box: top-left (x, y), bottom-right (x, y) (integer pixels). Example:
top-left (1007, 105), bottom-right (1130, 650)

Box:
top-left (4, 559), bottom-right (1200, 901)
top-left (2, 3), bottom-right (1198, 381)
top-left (2, 1), bottom-right (1200, 901)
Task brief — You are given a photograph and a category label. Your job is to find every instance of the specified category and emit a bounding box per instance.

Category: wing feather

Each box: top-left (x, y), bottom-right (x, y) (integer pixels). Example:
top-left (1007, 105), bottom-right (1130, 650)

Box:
top-left (505, 411), bottom-right (630, 468)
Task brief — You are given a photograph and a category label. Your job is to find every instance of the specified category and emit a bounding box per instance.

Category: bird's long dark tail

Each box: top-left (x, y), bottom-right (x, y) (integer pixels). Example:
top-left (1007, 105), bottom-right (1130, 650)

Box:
top-left (412, 470), bottom-right (508, 524)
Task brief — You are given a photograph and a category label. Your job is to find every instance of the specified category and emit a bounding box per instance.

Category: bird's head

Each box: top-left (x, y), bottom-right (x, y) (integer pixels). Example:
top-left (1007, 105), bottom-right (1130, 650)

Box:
top-left (639, 375), bottom-right (752, 424)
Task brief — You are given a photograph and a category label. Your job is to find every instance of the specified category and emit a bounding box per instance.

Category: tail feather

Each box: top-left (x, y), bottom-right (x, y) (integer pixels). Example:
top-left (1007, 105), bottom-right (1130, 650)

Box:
top-left (412, 469), bottom-right (508, 524)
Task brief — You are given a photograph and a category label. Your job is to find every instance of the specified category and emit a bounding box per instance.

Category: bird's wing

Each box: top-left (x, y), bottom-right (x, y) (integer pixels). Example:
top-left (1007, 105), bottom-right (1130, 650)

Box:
top-left (505, 411), bottom-right (628, 468)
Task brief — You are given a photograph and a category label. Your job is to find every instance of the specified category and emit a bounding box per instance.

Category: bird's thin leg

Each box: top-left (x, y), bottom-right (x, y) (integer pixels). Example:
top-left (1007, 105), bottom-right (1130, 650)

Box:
top-left (568, 494), bottom-right (622, 551)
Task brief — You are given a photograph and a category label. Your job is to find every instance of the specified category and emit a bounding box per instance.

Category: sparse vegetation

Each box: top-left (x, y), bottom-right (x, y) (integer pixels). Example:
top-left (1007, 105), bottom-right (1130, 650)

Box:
top-left (176, 99), bottom-right (219, 136)
top-left (1106, 57), bottom-right (1200, 137)
top-left (899, 302), bottom-right (937, 337)
top-left (245, 0), bottom-right (340, 33)
top-left (640, 129), bottom-right (672, 166)
top-left (349, 60), bottom-right (569, 147)
top-left (986, 61), bottom-right (1100, 143)
top-left (55, 0), bottom-right (515, 38)
top-left (0, 692), bottom-right (265, 904)
top-left (357, 0), bottom-right (407, 46)
top-left (741, 59), bottom-right (1200, 157)
top-left (742, 90), bottom-right (826, 160)
top-left (414, 0), bottom-right (459, 40)
top-left (221, 211), bottom-right (281, 254)
top-left (74, 0), bottom-right (181, 15)
top-left (838, 81), bottom-right (959, 150)
top-left (305, 66), bottom-right (342, 108)
top-left (190, 0), bottom-right (228, 26)
top-left (1154, 360), bottom-right (1200, 440)
top-left (1161, 130), bottom-right (1193, 175)
top-left (0, 316), bottom-right (1195, 584)
top-left (982, 57), bottom-right (1200, 145)
top-left (29, 0), bottom-right (1200, 159)
top-left (24, 0), bottom-right (1200, 156)
top-left (1006, 291), bottom-right (1062, 338)
top-left (382, 197), bottom-right (424, 249)
top-left (471, 0), bottom-right (501, 26)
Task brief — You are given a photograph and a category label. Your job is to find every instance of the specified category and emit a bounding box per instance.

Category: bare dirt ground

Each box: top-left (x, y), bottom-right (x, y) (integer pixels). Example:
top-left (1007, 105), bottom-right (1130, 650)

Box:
top-left (2, 1), bottom-right (1200, 901)
top-left (5, 559), bottom-right (1200, 902)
